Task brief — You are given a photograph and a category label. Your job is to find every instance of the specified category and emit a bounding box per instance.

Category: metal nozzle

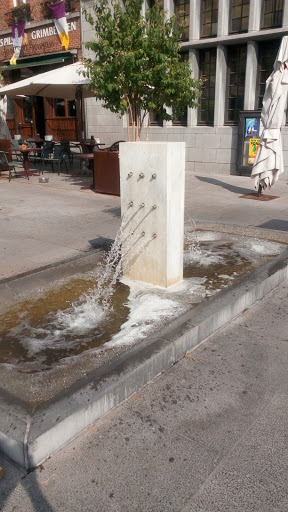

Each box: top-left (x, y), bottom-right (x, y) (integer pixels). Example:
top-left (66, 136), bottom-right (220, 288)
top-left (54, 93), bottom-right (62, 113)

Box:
top-left (151, 174), bottom-right (157, 179)
top-left (139, 173), bottom-right (144, 179)
top-left (128, 201), bottom-right (133, 207)
top-left (139, 203), bottom-right (145, 208)
top-left (127, 172), bottom-right (133, 178)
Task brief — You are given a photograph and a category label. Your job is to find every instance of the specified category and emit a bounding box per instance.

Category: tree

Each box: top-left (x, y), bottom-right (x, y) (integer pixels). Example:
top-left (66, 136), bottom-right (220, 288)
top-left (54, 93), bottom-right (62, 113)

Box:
top-left (83, 0), bottom-right (201, 141)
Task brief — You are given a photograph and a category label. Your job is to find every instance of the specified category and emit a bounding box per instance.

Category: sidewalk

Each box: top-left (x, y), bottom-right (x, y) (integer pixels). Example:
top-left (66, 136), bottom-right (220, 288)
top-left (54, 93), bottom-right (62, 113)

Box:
top-left (1, 170), bottom-right (288, 510)
top-left (1, 169), bottom-right (288, 280)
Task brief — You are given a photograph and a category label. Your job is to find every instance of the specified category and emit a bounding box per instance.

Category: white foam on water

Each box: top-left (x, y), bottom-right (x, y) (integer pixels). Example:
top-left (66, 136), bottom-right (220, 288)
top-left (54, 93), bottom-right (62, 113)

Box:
top-left (107, 276), bottom-right (208, 348)
top-left (231, 238), bottom-right (286, 260)
top-left (184, 248), bottom-right (226, 266)
top-left (15, 293), bottom-right (107, 357)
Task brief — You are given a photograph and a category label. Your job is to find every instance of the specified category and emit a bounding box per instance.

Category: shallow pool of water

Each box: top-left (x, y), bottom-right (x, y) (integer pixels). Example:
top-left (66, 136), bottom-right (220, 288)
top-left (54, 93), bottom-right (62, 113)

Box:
top-left (0, 232), bottom-right (286, 375)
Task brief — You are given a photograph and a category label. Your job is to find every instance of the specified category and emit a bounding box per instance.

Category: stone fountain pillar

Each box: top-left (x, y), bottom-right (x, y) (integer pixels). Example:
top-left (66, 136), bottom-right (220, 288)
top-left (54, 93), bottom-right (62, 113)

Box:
top-left (119, 141), bottom-right (185, 288)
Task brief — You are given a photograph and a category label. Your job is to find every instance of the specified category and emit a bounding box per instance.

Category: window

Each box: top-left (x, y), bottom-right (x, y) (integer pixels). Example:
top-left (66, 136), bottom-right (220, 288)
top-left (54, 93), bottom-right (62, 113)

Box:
top-left (172, 52), bottom-right (188, 126)
top-left (230, 0), bottom-right (250, 34)
top-left (23, 96), bottom-right (32, 124)
top-left (198, 48), bottom-right (216, 125)
top-left (226, 44), bottom-right (247, 123)
top-left (201, 0), bottom-right (218, 38)
top-left (257, 40), bottom-right (279, 109)
top-left (54, 99), bottom-right (76, 117)
top-left (261, 0), bottom-right (283, 29)
top-left (174, 0), bottom-right (190, 41)
top-left (149, 110), bottom-right (163, 126)
top-left (6, 98), bottom-right (14, 119)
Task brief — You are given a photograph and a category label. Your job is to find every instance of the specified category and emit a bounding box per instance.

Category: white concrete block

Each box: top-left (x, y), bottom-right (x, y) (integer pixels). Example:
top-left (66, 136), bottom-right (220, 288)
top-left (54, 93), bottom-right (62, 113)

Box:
top-left (119, 142), bottom-right (185, 287)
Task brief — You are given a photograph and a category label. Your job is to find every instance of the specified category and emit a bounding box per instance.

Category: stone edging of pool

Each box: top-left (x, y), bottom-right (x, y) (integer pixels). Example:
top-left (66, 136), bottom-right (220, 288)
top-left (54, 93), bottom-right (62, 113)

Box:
top-left (0, 248), bottom-right (288, 469)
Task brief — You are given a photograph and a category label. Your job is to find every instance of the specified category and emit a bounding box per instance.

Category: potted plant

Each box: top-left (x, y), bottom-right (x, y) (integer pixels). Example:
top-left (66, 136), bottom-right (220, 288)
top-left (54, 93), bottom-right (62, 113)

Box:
top-left (83, 0), bottom-right (201, 195)
top-left (83, 0), bottom-right (201, 142)
top-left (11, 3), bottom-right (31, 23)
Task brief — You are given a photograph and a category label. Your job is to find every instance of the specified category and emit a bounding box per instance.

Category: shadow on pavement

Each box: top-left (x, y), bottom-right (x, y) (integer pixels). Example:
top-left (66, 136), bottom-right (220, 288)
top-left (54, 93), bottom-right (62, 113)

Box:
top-left (0, 458), bottom-right (55, 512)
top-left (258, 219), bottom-right (288, 231)
top-left (195, 175), bottom-right (253, 195)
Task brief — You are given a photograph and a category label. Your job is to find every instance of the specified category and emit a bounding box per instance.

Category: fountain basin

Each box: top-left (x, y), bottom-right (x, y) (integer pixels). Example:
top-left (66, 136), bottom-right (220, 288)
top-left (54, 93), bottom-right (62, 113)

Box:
top-left (0, 231), bottom-right (288, 469)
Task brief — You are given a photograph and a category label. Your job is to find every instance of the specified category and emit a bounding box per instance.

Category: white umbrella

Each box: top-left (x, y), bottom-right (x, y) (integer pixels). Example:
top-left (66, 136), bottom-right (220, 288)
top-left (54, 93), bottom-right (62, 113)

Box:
top-left (0, 95), bottom-right (11, 140)
top-left (0, 62), bottom-right (94, 100)
top-left (251, 36), bottom-right (288, 193)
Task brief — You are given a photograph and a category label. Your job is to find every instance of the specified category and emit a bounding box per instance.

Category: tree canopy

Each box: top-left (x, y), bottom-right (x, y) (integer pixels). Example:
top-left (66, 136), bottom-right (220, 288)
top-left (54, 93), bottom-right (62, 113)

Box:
top-left (83, 0), bottom-right (201, 141)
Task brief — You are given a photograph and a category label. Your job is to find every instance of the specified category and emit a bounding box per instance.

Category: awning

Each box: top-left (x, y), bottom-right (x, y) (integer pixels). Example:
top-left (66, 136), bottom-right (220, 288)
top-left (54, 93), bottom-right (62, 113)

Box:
top-left (4, 51), bottom-right (76, 69)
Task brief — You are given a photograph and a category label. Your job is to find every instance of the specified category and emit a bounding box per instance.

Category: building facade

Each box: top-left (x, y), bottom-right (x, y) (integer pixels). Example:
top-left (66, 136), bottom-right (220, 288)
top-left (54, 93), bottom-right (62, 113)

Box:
top-left (0, 0), bottom-right (82, 141)
top-left (83, 0), bottom-right (288, 178)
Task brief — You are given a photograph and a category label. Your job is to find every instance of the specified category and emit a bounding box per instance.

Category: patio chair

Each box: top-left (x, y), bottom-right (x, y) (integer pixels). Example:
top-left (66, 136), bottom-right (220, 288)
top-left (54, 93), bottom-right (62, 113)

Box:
top-left (0, 150), bottom-right (23, 181)
top-left (11, 139), bottom-right (23, 162)
top-left (41, 143), bottom-right (68, 175)
top-left (60, 140), bottom-right (74, 166)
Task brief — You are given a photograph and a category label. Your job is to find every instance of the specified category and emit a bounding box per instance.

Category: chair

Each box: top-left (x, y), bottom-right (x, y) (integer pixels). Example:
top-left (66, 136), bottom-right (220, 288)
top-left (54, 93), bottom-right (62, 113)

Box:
top-left (60, 140), bottom-right (74, 166)
top-left (103, 140), bottom-right (125, 152)
top-left (42, 143), bottom-right (68, 175)
top-left (0, 150), bottom-right (22, 181)
top-left (11, 139), bottom-right (22, 162)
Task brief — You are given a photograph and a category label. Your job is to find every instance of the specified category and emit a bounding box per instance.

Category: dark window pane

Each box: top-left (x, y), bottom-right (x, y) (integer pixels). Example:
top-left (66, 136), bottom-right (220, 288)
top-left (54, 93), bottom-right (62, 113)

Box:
top-left (230, 0), bottom-right (250, 34)
top-left (23, 97), bottom-right (32, 123)
top-left (257, 39), bottom-right (279, 109)
top-left (201, 0), bottom-right (218, 38)
top-left (67, 100), bottom-right (76, 117)
top-left (198, 47), bottom-right (217, 125)
top-left (54, 99), bottom-right (65, 117)
top-left (174, 0), bottom-right (190, 40)
top-left (261, 0), bottom-right (283, 28)
top-left (225, 44), bottom-right (247, 124)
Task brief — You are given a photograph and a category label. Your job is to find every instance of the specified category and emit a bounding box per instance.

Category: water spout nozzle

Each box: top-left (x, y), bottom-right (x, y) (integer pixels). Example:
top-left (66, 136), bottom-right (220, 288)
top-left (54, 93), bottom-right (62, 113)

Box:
top-left (141, 231), bottom-right (145, 237)
top-left (152, 205), bottom-right (157, 210)
top-left (127, 172), bottom-right (133, 178)
top-left (139, 173), bottom-right (144, 179)
top-left (152, 233), bottom-right (157, 239)
top-left (139, 203), bottom-right (145, 208)
top-left (128, 201), bottom-right (133, 207)
top-left (151, 174), bottom-right (157, 179)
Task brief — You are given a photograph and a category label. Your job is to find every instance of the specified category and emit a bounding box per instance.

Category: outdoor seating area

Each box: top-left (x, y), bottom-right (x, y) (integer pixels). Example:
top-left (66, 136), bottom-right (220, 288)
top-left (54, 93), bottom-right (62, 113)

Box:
top-left (0, 135), bottom-right (125, 197)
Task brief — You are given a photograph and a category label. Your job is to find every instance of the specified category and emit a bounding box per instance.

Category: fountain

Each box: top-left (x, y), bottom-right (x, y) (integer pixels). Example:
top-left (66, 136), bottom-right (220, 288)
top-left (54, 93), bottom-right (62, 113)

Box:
top-left (120, 141), bottom-right (185, 287)
top-left (0, 142), bottom-right (288, 469)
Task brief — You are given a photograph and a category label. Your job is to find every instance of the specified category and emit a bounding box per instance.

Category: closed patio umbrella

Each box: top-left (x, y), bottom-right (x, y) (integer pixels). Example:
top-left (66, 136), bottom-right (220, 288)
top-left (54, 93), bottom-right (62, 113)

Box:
top-left (251, 36), bottom-right (288, 193)
top-left (0, 95), bottom-right (11, 140)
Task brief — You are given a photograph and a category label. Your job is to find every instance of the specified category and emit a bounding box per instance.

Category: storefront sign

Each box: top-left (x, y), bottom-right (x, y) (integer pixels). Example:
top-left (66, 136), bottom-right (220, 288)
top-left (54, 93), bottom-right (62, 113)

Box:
top-left (0, 21), bottom-right (76, 47)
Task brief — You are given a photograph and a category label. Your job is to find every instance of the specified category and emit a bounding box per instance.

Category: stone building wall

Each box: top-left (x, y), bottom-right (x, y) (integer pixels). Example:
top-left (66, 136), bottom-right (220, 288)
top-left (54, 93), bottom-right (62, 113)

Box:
top-left (82, 0), bottom-right (288, 178)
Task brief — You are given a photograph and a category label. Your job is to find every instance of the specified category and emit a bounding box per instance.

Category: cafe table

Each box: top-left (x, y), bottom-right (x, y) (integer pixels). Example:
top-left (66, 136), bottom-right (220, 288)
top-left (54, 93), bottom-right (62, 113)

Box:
top-left (12, 147), bottom-right (42, 179)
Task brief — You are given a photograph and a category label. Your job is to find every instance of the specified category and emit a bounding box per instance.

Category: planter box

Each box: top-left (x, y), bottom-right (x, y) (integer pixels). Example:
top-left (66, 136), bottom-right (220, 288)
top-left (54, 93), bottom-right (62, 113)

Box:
top-left (93, 151), bottom-right (120, 196)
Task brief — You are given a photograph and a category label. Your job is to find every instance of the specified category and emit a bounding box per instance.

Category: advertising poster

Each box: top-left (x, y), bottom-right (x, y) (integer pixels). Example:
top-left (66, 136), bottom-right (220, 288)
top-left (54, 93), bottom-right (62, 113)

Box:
top-left (245, 118), bottom-right (258, 137)
top-left (248, 138), bottom-right (260, 165)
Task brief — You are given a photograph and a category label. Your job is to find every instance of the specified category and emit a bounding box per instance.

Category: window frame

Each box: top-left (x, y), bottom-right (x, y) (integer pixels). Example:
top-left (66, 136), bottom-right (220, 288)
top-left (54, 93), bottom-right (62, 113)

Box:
top-left (256, 39), bottom-right (280, 110)
top-left (174, 0), bottom-right (190, 41)
top-left (261, 0), bottom-right (284, 29)
top-left (229, 0), bottom-right (250, 35)
top-left (225, 43), bottom-right (247, 125)
top-left (53, 98), bottom-right (77, 119)
top-left (198, 47), bottom-right (217, 125)
top-left (200, 0), bottom-right (219, 39)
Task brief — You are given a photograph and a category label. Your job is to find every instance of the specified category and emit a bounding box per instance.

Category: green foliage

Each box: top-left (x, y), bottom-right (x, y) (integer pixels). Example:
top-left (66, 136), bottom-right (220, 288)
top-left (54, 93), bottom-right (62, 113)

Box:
top-left (83, 0), bottom-right (201, 140)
